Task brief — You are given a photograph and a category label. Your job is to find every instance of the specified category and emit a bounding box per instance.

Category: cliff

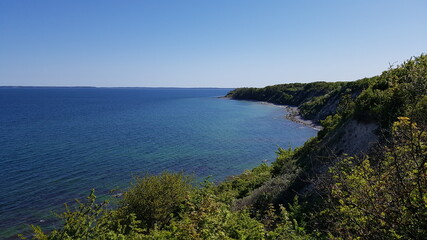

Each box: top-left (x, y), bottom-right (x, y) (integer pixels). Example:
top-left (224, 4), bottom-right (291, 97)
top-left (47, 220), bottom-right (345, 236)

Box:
top-left (227, 55), bottom-right (427, 230)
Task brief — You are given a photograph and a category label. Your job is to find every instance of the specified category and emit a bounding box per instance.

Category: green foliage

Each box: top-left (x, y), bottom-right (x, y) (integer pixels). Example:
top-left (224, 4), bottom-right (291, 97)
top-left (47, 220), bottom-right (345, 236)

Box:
top-left (271, 148), bottom-right (297, 176)
top-left (265, 204), bottom-right (310, 240)
top-left (229, 54), bottom-right (427, 132)
top-left (233, 173), bottom-right (298, 212)
top-left (227, 82), bottom-right (344, 107)
top-left (318, 114), bottom-right (342, 139)
top-left (299, 92), bottom-right (335, 119)
top-left (326, 117), bottom-right (427, 239)
top-left (144, 183), bottom-right (311, 240)
top-left (335, 94), bottom-right (355, 118)
top-left (162, 185), bottom-right (267, 239)
top-left (218, 163), bottom-right (272, 199)
top-left (412, 95), bottom-right (427, 126)
top-left (232, 148), bottom-right (308, 211)
top-left (31, 176), bottom-right (311, 239)
top-left (122, 171), bottom-right (193, 230)
top-left (354, 54), bottom-right (427, 126)
top-left (31, 190), bottom-right (142, 240)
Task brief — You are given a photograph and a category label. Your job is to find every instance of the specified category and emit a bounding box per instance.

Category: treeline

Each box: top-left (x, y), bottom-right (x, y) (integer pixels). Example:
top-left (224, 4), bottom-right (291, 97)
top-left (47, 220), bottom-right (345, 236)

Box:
top-left (28, 55), bottom-right (427, 239)
top-left (226, 81), bottom-right (360, 123)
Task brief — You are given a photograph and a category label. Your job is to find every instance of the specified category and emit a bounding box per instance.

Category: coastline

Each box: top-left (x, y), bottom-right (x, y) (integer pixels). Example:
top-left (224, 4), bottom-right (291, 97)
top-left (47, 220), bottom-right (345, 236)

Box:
top-left (223, 97), bottom-right (322, 131)
top-left (283, 105), bottom-right (323, 131)
top-left (260, 102), bottom-right (323, 131)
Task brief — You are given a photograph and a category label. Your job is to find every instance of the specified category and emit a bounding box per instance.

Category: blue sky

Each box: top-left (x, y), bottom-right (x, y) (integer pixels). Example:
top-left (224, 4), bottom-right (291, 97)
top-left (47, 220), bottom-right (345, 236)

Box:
top-left (1, 0), bottom-right (426, 88)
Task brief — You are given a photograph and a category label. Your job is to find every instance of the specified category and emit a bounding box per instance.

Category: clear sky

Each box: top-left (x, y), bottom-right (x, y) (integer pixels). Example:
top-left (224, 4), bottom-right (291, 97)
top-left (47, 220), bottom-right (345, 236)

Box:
top-left (1, 0), bottom-right (426, 88)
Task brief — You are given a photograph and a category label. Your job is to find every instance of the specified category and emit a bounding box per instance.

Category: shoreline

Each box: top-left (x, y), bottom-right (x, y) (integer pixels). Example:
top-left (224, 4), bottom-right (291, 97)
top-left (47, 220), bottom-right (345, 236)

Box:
top-left (282, 105), bottom-right (323, 131)
top-left (259, 102), bottom-right (322, 131)
top-left (223, 97), bottom-right (322, 131)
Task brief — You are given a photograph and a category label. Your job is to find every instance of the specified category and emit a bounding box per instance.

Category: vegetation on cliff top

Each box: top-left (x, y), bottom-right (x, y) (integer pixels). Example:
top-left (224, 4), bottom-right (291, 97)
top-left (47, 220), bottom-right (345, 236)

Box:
top-left (28, 55), bottom-right (427, 239)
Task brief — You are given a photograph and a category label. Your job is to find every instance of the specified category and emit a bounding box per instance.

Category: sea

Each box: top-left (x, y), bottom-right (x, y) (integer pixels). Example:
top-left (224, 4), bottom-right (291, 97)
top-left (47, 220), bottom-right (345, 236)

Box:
top-left (0, 87), bottom-right (317, 238)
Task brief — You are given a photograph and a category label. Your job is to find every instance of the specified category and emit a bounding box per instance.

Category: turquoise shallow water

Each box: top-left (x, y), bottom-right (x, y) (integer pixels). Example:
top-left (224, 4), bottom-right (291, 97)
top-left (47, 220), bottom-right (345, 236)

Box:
top-left (0, 87), bottom-right (317, 238)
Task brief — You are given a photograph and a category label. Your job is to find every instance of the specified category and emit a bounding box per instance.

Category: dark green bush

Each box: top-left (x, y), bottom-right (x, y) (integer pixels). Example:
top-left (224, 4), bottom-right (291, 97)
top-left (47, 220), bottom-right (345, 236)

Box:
top-left (31, 190), bottom-right (142, 240)
top-left (271, 148), bottom-right (296, 176)
top-left (122, 171), bottom-right (193, 230)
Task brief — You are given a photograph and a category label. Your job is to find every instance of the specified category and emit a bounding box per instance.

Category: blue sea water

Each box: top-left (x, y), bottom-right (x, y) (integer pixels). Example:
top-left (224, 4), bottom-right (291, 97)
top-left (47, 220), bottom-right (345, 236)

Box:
top-left (0, 87), bottom-right (317, 238)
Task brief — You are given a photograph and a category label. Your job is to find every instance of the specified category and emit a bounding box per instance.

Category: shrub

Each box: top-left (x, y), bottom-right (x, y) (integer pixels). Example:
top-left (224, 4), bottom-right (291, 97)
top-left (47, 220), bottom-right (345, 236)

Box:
top-left (326, 117), bottom-right (427, 239)
top-left (271, 148), bottom-right (297, 176)
top-left (218, 163), bottom-right (272, 199)
top-left (31, 190), bottom-right (142, 240)
top-left (318, 114), bottom-right (342, 139)
top-left (233, 173), bottom-right (298, 212)
top-left (122, 171), bottom-right (193, 230)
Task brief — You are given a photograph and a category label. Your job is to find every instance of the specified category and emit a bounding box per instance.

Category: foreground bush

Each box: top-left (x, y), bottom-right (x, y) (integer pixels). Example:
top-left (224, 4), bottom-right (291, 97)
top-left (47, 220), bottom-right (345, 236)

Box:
top-left (122, 171), bottom-right (193, 230)
top-left (30, 190), bottom-right (142, 240)
top-left (327, 117), bottom-right (427, 239)
top-left (30, 177), bottom-right (310, 239)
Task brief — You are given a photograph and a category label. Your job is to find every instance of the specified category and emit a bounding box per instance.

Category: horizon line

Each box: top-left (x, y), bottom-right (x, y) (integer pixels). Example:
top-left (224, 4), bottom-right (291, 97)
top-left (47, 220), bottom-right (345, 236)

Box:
top-left (0, 86), bottom-right (237, 89)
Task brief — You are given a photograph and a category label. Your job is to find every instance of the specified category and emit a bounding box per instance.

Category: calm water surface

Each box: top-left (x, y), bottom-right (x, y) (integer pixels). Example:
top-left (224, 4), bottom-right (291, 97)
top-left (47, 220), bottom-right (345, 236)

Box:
top-left (0, 88), bottom-right (317, 238)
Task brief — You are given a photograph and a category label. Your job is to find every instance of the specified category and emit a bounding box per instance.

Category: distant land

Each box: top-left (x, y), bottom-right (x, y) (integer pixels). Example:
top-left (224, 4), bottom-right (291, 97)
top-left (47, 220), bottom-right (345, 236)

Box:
top-left (0, 86), bottom-right (232, 89)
